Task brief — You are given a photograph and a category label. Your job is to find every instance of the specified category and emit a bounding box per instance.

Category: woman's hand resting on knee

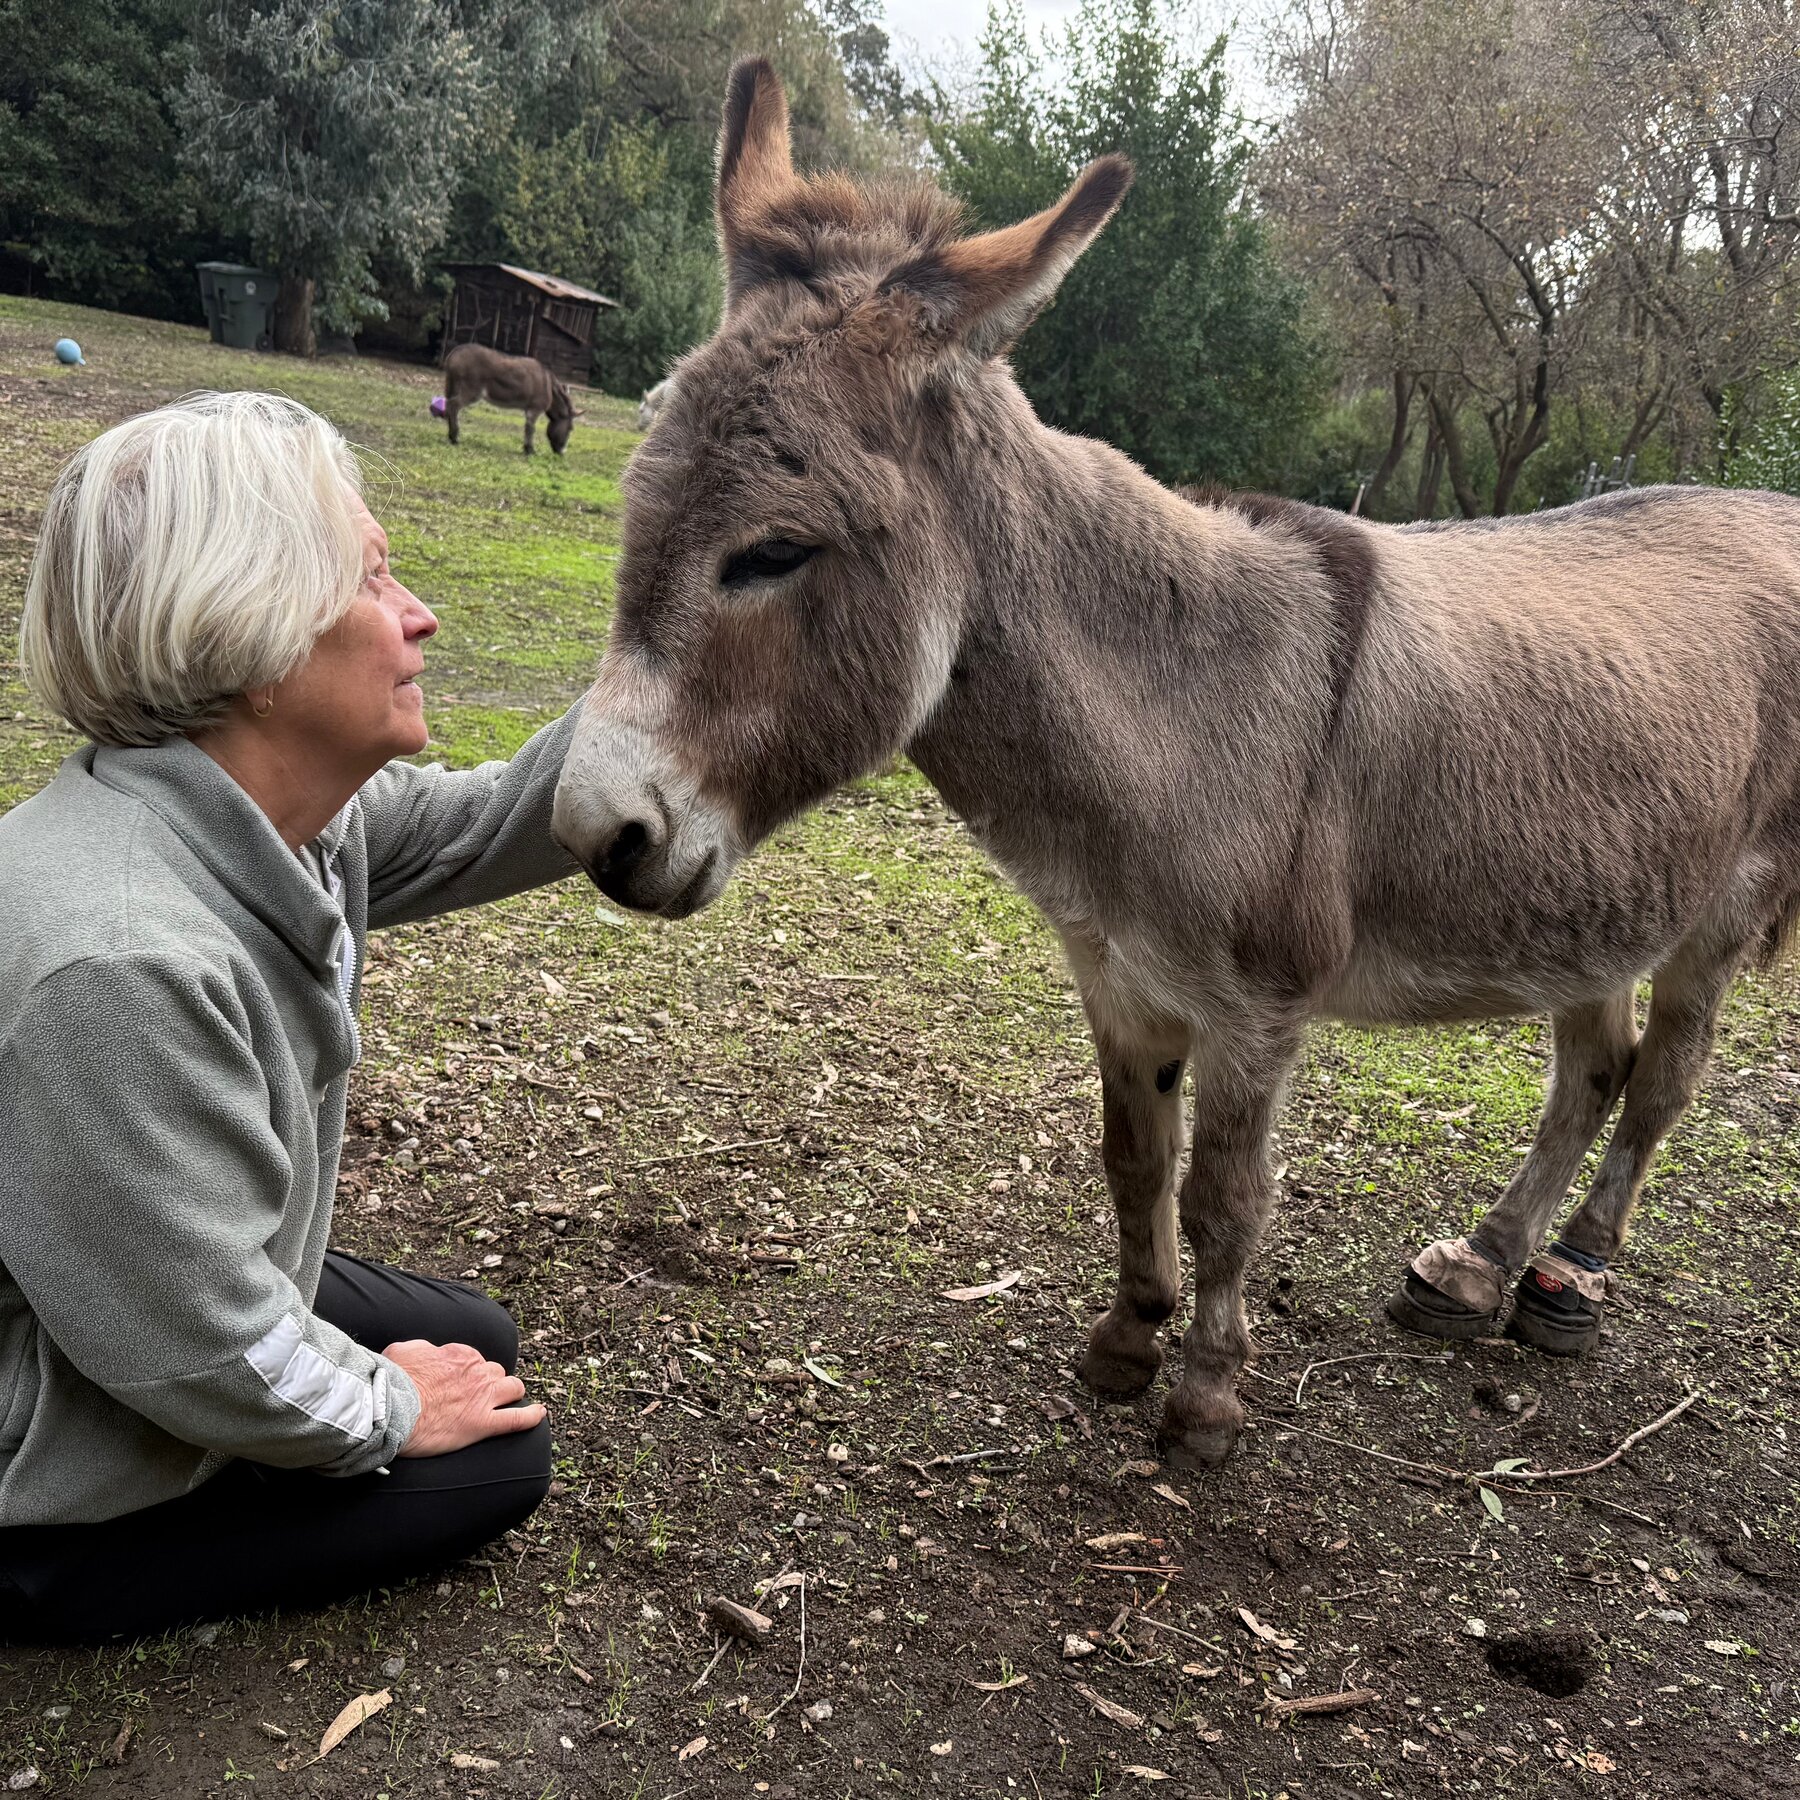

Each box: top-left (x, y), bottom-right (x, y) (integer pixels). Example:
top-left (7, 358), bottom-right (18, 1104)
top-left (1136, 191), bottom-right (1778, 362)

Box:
top-left (383, 1340), bottom-right (547, 1457)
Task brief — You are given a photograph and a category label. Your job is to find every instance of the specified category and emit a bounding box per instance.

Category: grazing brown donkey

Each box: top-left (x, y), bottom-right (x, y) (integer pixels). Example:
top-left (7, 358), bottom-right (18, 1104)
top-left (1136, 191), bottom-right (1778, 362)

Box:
top-left (442, 342), bottom-right (577, 455)
top-left (552, 59), bottom-right (1800, 1468)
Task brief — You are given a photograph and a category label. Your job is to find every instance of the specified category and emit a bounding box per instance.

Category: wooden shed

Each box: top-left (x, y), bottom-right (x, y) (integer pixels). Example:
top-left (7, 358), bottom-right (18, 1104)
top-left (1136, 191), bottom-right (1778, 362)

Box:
top-left (440, 262), bottom-right (619, 387)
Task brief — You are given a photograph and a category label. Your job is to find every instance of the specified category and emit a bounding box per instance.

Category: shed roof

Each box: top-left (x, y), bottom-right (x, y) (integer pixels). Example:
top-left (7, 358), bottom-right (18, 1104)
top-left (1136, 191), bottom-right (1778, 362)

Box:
top-left (444, 261), bottom-right (620, 308)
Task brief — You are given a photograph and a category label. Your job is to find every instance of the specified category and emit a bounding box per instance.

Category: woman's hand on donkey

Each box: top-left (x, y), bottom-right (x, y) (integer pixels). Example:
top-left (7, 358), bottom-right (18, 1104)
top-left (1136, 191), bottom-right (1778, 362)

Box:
top-left (384, 1339), bottom-right (546, 1457)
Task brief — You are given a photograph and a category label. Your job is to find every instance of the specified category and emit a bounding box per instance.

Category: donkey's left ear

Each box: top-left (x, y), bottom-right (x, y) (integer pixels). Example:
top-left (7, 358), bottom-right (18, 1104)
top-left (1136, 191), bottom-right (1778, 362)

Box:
top-left (717, 58), bottom-right (797, 304)
top-left (883, 155), bottom-right (1133, 360)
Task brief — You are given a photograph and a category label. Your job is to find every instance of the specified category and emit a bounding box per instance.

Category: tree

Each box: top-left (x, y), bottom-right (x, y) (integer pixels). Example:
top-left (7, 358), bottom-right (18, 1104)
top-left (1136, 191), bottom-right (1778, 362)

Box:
top-left (929, 0), bottom-right (1324, 489)
top-left (0, 0), bottom-right (219, 318)
top-left (1260, 0), bottom-right (1800, 514)
top-left (445, 0), bottom-right (916, 388)
top-left (176, 0), bottom-right (594, 353)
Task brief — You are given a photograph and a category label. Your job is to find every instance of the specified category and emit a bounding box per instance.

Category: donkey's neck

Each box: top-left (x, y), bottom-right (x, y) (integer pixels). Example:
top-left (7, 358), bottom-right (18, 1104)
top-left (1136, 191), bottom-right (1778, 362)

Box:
top-left (906, 396), bottom-right (1334, 947)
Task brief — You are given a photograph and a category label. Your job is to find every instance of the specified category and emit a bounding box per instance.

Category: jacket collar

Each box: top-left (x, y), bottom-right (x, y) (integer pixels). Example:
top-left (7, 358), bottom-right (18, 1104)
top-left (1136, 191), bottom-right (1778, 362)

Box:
top-left (86, 737), bottom-right (348, 977)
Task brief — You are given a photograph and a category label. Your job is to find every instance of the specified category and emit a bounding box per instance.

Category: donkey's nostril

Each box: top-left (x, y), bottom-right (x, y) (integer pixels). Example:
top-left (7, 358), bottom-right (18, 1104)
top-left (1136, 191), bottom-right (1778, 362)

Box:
top-left (599, 819), bottom-right (650, 883)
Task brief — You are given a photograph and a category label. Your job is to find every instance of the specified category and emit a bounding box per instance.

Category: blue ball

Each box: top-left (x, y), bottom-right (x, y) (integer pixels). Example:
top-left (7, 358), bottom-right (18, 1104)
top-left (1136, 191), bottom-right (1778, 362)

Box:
top-left (53, 338), bottom-right (84, 366)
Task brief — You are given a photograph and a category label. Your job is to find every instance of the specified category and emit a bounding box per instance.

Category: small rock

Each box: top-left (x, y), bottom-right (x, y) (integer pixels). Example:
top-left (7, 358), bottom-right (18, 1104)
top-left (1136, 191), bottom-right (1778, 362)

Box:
top-left (1062, 1634), bottom-right (1098, 1660)
top-left (393, 1149), bottom-right (418, 1170)
top-left (41, 1707), bottom-right (68, 1721)
top-left (382, 1654), bottom-right (406, 1680)
top-left (191, 1623), bottom-right (220, 1646)
top-left (707, 1597), bottom-right (774, 1645)
top-left (8, 1770), bottom-right (40, 1792)
top-left (1502, 1392), bottom-right (1523, 1414)
top-left (1464, 1618), bottom-right (1488, 1639)
top-left (827, 1443), bottom-right (850, 1464)
top-left (256, 1723), bottom-right (288, 1743)
top-left (803, 1700), bottom-right (833, 1724)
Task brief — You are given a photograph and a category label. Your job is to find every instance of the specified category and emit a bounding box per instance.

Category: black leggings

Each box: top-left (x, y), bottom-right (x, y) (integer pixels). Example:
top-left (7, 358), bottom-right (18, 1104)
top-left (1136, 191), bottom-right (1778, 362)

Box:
top-left (0, 1252), bottom-right (551, 1644)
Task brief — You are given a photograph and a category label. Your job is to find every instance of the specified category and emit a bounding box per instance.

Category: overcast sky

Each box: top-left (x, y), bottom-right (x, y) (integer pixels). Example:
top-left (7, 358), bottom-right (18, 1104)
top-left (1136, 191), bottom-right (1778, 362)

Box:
top-left (877, 0), bottom-right (1272, 116)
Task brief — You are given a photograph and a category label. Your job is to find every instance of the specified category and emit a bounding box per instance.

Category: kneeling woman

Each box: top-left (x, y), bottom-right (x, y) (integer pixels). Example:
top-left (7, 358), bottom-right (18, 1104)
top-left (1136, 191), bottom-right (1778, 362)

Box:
top-left (0, 392), bottom-right (580, 1641)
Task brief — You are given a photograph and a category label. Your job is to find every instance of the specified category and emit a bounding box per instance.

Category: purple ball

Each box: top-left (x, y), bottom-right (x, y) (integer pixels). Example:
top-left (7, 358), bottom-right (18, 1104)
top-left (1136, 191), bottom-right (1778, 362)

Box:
top-left (430, 394), bottom-right (447, 418)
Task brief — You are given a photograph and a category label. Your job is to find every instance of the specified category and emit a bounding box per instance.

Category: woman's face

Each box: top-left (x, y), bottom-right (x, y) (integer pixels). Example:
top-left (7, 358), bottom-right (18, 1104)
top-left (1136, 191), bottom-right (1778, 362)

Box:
top-left (279, 494), bottom-right (439, 767)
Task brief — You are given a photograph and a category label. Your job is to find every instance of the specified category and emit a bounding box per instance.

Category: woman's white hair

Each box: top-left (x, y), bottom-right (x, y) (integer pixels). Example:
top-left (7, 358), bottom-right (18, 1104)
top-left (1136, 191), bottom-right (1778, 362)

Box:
top-left (20, 390), bottom-right (366, 746)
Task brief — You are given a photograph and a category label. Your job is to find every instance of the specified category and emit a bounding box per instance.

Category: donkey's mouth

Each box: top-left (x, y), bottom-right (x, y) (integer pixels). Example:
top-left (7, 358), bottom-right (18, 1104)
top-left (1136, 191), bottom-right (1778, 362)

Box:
top-left (660, 849), bottom-right (720, 920)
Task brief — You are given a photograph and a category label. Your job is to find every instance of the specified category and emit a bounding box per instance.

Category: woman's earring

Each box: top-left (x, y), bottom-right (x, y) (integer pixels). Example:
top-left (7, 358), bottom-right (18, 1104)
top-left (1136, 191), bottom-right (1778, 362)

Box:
top-left (251, 689), bottom-right (276, 718)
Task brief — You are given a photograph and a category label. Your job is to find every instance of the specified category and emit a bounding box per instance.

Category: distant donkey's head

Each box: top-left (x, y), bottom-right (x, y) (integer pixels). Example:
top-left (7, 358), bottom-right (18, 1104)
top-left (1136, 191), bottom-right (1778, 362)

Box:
top-left (547, 379), bottom-right (576, 456)
top-left (552, 58), bottom-right (1130, 915)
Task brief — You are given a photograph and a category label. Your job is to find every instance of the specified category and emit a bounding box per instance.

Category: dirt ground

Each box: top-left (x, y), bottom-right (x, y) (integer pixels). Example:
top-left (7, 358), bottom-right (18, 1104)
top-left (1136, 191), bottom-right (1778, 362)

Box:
top-left (1, 299), bottom-right (1797, 1799)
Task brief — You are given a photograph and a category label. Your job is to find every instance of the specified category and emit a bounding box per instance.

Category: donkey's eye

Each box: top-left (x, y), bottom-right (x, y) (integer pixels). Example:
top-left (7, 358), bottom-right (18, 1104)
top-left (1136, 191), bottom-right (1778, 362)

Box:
top-left (720, 538), bottom-right (817, 587)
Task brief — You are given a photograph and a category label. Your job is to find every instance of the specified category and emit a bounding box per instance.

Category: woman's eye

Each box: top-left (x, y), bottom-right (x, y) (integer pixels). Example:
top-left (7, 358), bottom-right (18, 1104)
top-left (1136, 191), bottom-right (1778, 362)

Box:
top-left (721, 538), bottom-right (817, 587)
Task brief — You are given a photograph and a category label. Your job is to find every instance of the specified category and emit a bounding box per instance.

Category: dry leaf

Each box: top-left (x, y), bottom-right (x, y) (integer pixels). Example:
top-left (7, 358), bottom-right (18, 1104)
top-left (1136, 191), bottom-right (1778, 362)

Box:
top-left (677, 1736), bottom-right (707, 1763)
top-left (1124, 1768), bottom-right (1172, 1781)
top-left (1074, 1683), bottom-right (1145, 1729)
top-left (969, 1674), bottom-right (1030, 1691)
top-left (1150, 1482), bottom-right (1191, 1510)
top-left (940, 1270), bottom-right (1021, 1302)
top-left (538, 968), bottom-right (567, 998)
top-left (316, 1689), bottom-right (391, 1761)
top-left (1084, 1532), bottom-right (1149, 1552)
top-left (450, 1753), bottom-right (501, 1773)
top-left (1237, 1607), bottom-right (1299, 1651)
top-left (1181, 1662), bottom-right (1223, 1679)
top-left (803, 1356), bottom-right (845, 1388)
top-left (1704, 1640), bottom-right (1742, 1656)
top-left (1114, 1459), bottom-right (1160, 1479)
top-left (285, 1657), bottom-right (308, 1673)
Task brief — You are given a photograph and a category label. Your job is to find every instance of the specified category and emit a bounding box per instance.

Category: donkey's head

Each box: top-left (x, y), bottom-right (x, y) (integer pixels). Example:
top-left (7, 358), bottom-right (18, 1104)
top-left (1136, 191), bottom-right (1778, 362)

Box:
top-left (552, 58), bottom-right (1129, 915)
top-left (547, 379), bottom-right (576, 455)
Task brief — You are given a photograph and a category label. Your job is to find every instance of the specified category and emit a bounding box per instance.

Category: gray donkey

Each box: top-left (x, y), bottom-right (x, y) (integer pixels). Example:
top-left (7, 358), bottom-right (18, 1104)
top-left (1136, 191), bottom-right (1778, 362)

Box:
top-left (551, 59), bottom-right (1800, 1469)
top-left (442, 342), bottom-right (577, 455)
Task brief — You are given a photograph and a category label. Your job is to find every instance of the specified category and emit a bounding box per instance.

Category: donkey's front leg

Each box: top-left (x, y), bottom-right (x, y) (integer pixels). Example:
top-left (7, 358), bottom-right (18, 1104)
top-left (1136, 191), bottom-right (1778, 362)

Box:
top-left (1077, 1030), bottom-right (1189, 1399)
top-left (1161, 1026), bottom-right (1302, 1470)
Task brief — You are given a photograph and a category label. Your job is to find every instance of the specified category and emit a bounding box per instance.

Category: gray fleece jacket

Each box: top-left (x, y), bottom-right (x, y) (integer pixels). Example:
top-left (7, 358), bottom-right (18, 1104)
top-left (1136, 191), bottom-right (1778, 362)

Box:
top-left (0, 712), bottom-right (579, 1525)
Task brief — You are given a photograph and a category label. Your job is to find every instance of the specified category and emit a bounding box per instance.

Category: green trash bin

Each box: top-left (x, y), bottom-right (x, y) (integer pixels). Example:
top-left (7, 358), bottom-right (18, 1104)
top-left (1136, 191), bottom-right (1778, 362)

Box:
top-left (196, 262), bottom-right (276, 351)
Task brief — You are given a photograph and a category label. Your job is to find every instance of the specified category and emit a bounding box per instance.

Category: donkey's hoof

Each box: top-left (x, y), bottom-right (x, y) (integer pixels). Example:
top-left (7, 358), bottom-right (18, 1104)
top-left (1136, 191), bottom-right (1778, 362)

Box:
top-left (1505, 1267), bottom-right (1602, 1358)
top-left (1158, 1419), bottom-right (1238, 1471)
top-left (1078, 1341), bottom-right (1162, 1400)
top-left (1385, 1271), bottom-right (1498, 1342)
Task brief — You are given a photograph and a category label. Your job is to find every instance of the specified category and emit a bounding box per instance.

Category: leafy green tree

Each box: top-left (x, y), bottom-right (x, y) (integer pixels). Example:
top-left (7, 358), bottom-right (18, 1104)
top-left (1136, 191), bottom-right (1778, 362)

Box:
top-left (930, 0), bottom-right (1325, 489)
top-left (0, 0), bottom-right (222, 318)
top-left (176, 0), bottom-right (594, 353)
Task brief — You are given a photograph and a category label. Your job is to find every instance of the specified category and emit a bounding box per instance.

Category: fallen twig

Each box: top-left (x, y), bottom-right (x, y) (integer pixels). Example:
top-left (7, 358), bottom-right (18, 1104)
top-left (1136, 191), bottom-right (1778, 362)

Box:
top-left (1132, 1612), bottom-right (1228, 1653)
top-left (630, 1135), bottom-right (783, 1171)
top-left (689, 1634), bottom-right (730, 1694)
top-left (900, 1447), bottom-right (1026, 1478)
top-left (1505, 1391), bottom-right (1701, 1480)
top-left (1260, 1687), bottom-right (1381, 1721)
top-left (1295, 1350), bottom-right (1453, 1408)
top-left (762, 1577), bottom-right (808, 1725)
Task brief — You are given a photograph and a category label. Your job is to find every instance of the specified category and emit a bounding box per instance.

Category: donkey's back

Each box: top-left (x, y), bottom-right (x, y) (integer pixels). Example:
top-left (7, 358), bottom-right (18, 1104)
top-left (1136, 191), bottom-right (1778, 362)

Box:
top-left (1323, 485), bottom-right (1800, 1025)
top-left (444, 343), bottom-right (554, 408)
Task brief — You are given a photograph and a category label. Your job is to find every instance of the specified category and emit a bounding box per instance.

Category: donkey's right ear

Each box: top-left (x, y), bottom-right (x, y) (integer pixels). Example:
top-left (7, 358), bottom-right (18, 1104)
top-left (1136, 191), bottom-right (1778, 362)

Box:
top-left (881, 155), bottom-right (1133, 362)
top-left (717, 58), bottom-right (796, 303)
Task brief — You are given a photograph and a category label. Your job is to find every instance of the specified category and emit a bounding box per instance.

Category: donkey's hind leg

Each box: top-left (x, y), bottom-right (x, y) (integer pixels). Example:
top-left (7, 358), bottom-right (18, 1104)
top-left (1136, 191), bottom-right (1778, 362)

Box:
top-left (1511, 921), bottom-right (1751, 1353)
top-left (1388, 989), bottom-right (1638, 1339)
top-left (1077, 1028), bottom-right (1189, 1400)
top-left (1160, 1020), bottom-right (1304, 1470)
